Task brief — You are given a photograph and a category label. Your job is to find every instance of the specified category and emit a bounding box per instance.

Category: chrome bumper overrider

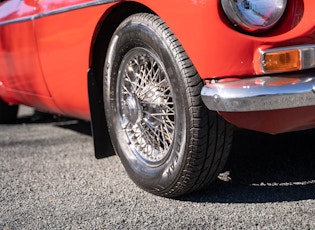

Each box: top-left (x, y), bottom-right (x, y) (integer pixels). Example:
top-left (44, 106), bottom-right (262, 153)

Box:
top-left (201, 73), bottom-right (315, 112)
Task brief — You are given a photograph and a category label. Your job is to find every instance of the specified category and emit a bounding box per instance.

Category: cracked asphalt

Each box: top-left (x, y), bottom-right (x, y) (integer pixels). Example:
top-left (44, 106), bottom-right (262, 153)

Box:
top-left (1, 106), bottom-right (315, 229)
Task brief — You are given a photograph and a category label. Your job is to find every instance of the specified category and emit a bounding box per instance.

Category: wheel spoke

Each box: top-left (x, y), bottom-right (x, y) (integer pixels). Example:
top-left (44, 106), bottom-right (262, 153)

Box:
top-left (151, 86), bottom-right (171, 102)
top-left (143, 110), bottom-right (174, 131)
top-left (142, 119), bottom-right (173, 150)
top-left (138, 78), bottom-right (166, 99)
top-left (140, 101), bottom-right (175, 115)
top-left (137, 123), bottom-right (158, 154)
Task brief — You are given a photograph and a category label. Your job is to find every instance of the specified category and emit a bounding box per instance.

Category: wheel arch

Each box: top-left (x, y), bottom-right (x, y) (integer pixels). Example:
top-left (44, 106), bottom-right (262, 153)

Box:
top-left (88, 2), bottom-right (154, 158)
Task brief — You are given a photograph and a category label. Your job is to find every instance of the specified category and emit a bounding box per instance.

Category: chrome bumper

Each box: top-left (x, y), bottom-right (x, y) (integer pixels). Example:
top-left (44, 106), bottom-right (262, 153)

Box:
top-left (201, 73), bottom-right (315, 112)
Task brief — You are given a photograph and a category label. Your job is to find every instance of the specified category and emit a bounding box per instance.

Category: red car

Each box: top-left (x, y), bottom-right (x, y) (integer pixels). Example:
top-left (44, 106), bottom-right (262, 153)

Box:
top-left (0, 0), bottom-right (313, 197)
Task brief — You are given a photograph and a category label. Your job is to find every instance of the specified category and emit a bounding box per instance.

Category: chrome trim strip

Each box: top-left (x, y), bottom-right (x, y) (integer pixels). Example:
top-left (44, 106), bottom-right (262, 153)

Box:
top-left (261, 44), bottom-right (315, 73)
top-left (201, 73), bottom-right (315, 112)
top-left (0, 0), bottom-right (118, 26)
top-left (0, 16), bottom-right (34, 26)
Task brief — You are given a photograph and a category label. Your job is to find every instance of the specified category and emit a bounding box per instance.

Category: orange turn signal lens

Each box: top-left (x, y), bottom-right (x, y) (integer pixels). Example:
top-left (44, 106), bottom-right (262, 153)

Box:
top-left (263, 49), bottom-right (301, 73)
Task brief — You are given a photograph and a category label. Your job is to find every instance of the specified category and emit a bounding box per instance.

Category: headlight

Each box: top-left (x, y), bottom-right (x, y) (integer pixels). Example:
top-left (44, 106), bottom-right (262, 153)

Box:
top-left (220, 0), bottom-right (287, 33)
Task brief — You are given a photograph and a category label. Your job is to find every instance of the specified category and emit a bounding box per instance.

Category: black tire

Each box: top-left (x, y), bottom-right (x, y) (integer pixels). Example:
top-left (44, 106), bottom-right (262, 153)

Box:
top-left (0, 99), bottom-right (18, 124)
top-left (104, 13), bottom-right (233, 197)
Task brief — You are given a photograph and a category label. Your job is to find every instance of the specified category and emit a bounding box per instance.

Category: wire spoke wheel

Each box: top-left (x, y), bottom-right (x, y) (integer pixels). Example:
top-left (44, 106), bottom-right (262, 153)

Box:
top-left (117, 48), bottom-right (175, 165)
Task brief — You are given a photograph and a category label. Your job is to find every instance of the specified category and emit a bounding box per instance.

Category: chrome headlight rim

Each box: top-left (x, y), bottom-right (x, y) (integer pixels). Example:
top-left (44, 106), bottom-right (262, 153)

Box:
top-left (220, 0), bottom-right (288, 33)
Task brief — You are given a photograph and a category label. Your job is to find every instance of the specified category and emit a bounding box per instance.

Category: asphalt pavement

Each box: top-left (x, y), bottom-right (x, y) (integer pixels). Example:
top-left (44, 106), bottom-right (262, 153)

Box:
top-left (1, 106), bottom-right (315, 229)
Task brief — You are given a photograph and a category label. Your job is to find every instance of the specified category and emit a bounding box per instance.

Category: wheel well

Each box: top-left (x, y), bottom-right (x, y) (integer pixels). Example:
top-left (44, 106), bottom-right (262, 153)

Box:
top-left (88, 2), bottom-right (154, 158)
top-left (91, 2), bottom-right (154, 86)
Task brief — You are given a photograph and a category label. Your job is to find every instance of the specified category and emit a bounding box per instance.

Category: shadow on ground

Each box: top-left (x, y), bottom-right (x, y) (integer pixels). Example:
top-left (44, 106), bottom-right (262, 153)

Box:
top-left (12, 109), bottom-right (315, 203)
top-left (13, 109), bottom-right (115, 157)
top-left (182, 129), bottom-right (315, 203)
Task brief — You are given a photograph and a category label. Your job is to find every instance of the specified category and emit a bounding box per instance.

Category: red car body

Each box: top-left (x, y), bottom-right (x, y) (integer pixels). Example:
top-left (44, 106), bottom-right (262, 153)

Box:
top-left (1, 0), bottom-right (314, 134)
top-left (1, 0), bottom-right (314, 197)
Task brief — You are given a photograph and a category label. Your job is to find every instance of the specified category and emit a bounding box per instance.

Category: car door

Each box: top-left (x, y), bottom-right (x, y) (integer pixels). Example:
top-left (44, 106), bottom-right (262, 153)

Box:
top-left (0, 0), bottom-right (51, 100)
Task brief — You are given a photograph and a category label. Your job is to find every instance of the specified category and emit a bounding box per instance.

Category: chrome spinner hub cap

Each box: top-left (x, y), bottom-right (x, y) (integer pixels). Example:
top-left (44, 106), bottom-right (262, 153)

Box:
top-left (122, 95), bottom-right (142, 125)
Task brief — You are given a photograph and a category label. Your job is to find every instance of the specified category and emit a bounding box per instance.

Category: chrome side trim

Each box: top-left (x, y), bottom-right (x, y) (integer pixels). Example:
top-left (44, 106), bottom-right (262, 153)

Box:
top-left (201, 73), bottom-right (315, 112)
top-left (0, 0), bottom-right (118, 26)
top-left (261, 44), bottom-right (315, 73)
top-left (0, 16), bottom-right (34, 26)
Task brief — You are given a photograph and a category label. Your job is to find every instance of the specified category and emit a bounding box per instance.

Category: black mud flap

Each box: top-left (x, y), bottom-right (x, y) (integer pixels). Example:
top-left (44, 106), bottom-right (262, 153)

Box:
top-left (88, 68), bottom-right (115, 158)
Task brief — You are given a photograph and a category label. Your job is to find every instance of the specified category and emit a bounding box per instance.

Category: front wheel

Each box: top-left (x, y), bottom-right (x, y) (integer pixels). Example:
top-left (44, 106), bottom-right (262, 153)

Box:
top-left (104, 13), bottom-right (233, 197)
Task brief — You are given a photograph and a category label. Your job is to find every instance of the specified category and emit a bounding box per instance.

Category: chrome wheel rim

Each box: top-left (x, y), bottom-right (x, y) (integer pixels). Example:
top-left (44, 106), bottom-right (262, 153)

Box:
top-left (117, 48), bottom-right (175, 165)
